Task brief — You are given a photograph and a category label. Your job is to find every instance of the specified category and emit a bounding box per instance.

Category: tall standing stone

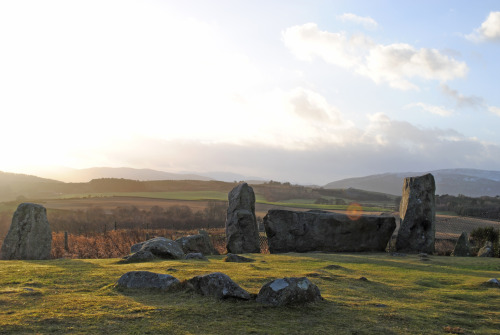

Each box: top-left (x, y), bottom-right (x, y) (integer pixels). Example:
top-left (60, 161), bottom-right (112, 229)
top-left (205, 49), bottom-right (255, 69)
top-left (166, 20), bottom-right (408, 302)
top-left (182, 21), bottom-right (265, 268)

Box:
top-left (1, 203), bottom-right (52, 260)
top-left (396, 173), bottom-right (436, 253)
top-left (225, 183), bottom-right (260, 253)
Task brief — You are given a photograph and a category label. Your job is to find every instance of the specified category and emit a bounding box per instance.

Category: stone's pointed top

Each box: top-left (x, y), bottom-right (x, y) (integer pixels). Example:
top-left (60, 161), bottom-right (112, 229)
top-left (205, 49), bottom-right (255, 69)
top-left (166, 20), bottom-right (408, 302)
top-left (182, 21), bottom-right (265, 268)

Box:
top-left (227, 183), bottom-right (256, 212)
top-left (1, 203), bottom-right (52, 260)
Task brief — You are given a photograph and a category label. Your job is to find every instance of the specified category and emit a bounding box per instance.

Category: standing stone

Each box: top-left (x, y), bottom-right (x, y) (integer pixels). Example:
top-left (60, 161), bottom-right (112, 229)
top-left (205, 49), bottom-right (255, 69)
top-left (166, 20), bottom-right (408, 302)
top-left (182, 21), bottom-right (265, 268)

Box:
top-left (451, 232), bottom-right (471, 257)
top-left (1, 203), bottom-right (52, 260)
top-left (225, 183), bottom-right (260, 253)
top-left (396, 174), bottom-right (436, 253)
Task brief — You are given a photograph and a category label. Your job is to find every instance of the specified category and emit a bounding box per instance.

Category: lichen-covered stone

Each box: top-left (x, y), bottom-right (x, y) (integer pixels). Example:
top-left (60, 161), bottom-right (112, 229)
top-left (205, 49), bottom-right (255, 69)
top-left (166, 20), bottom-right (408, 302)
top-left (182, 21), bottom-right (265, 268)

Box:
top-left (116, 271), bottom-right (180, 291)
top-left (478, 241), bottom-right (494, 257)
top-left (1, 203), bottom-right (52, 260)
top-left (120, 250), bottom-right (157, 263)
top-left (256, 277), bottom-right (322, 306)
top-left (225, 183), bottom-right (260, 254)
top-left (396, 173), bottom-right (436, 253)
top-left (139, 237), bottom-right (185, 259)
top-left (176, 233), bottom-right (218, 255)
top-left (187, 272), bottom-right (251, 300)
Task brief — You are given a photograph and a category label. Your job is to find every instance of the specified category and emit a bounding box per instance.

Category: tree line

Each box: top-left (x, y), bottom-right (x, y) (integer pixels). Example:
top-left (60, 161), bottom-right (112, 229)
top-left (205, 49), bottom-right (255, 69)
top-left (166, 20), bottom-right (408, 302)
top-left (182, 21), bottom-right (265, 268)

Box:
top-left (436, 194), bottom-right (500, 219)
top-left (47, 200), bottom-right (228, 234)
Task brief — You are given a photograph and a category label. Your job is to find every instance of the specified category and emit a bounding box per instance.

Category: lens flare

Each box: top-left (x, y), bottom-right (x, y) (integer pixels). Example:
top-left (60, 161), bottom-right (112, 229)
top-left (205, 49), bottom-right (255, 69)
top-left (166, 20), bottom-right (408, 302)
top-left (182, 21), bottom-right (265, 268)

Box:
top-left (347, 202), bottom-right (362, 221)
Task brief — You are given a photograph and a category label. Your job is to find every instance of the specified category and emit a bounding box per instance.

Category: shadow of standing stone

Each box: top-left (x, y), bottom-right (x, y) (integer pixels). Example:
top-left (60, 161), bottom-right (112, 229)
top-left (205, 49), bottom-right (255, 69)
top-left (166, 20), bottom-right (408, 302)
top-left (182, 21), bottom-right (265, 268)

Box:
top-left (396, 173), bottom-right (436, 253)
top-left (225, 183), bottom-right (260, 254)
top-left (1, 203), bottom-right (52, 260)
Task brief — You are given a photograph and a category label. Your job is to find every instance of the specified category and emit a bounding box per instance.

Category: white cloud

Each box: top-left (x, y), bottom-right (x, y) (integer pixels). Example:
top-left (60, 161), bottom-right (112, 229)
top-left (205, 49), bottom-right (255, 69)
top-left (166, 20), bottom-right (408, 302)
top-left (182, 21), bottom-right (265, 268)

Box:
top-left (467, 11), bottom-right (500, 42)
top-left (282, 23), bottom-right (373, 68)
top-left (488, 106), bottom-right (500, 116)
top-left (338, 13), bottom-right (378, 29)
top-left (85, 115), bottom-right (500, 184)
top-left (288, 87), bottom-right (346, 124)
top-left (405, 102), bottom-right (453, 117)
top-left (283, 23), bottom-right (468, 90)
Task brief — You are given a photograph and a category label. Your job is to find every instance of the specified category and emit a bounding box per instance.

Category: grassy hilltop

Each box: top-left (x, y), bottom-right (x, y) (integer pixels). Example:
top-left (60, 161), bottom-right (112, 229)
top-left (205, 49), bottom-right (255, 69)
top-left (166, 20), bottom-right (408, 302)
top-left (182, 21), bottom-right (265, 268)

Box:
top-left (0, 253), bottom-right (499, 334)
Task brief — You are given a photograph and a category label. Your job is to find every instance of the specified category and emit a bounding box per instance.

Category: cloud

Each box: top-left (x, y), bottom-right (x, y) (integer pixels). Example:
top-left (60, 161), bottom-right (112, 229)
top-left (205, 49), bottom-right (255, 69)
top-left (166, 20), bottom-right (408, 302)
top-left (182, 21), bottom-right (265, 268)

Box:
top-left (288, 87), bottom-right (346, 125)
top-left (488, 106), bottom-right (500, 116)
top-left (440, 84), bottom-right (484, 109)
top-left (90, 114), bottom-right (500, 185)
top-left (283, 23), bottom-right (468, 90)
top-left (338, 13), bottom-right (378, 29)
top-left (404, 102), bottom-right (453, 117)
top-left (467, 11), bottom-right (500, 42)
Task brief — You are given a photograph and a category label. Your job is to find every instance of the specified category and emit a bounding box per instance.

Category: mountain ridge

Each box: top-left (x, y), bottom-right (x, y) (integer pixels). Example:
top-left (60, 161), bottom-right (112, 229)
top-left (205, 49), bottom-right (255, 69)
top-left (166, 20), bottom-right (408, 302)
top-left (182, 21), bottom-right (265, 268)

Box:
top-left (324, 168), bottom-right (500, 197)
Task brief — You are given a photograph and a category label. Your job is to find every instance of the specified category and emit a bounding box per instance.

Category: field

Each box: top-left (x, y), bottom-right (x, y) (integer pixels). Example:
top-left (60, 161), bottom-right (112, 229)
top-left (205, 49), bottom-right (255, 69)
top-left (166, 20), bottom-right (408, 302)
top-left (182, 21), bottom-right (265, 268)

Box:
top-left (0, 253), bottom-right (499, 334)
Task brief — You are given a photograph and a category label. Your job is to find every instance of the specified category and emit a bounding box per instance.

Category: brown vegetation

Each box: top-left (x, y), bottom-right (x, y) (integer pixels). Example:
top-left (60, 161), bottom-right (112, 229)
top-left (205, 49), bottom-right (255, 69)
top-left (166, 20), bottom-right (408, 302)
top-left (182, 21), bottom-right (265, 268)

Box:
top-left (50, 228), bottom-right (268, 259)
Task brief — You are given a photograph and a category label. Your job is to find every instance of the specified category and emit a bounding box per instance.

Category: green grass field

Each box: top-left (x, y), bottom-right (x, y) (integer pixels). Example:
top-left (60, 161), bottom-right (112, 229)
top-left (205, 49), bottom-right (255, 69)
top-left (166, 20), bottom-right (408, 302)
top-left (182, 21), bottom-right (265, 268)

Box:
top-left (53, 192), bottom-right (391, 212)
top-left (1, 253), bottom-right (499, 334)
top-left (55, 191), bottom-right (232, 202)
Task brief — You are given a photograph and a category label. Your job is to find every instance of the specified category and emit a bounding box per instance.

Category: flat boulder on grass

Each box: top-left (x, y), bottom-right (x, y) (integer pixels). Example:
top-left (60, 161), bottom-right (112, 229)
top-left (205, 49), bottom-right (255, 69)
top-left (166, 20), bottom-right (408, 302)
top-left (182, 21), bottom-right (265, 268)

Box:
top-left (116, 271), bottom-right (180, 291)
top-left (223, 253), bottom-right (255, 263)
top-left (478, 242), bottom-right (494, 257)
top-left (256, 277), bottom-right (323, 306)
top-left (120, 250), bottom-right (157, 263)
top-left (176, 232), bottom-right (218, 255)
top-left (139, 237), bottom-right (185, 259)
top-left (482, 278), bottom-right (500, 288)
top-left (185, 252), bottom-right (208, 261)
top-left (186, 272), bottom-right (251, 300)
top-left (130, 241), bottom-right (145, 254)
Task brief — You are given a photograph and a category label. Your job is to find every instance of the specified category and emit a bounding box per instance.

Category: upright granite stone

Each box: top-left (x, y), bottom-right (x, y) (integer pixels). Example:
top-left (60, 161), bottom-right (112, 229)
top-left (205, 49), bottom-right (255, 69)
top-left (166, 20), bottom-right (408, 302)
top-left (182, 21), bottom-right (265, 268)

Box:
top-left (451, 232), bottom-right (471, 257)
top-left (1, 203), bottom-right (52, 260)
top-left (225, 183), bottom-right (260, 254)
top-left (263, 210), bottom-right (396, 253)
top-left (396, 173), bottom-right (436, 253)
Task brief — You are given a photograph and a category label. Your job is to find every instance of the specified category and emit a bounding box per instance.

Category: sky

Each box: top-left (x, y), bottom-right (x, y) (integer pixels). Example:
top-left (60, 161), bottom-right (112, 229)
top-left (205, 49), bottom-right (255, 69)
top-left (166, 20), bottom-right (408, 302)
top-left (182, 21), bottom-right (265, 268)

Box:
top-left (1, 0), bottom-right (500, 185)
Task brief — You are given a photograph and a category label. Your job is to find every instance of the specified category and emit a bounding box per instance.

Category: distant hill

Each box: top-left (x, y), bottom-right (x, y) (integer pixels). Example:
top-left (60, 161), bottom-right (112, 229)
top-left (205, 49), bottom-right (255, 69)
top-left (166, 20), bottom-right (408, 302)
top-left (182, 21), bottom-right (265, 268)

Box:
top-left (324, 169), bottom-right (500, 197)
top-left (34, 167), bottom-right (213, 183)
top-left (198, 171), bottom-right (266, 183)
top-left (0, 171), bottom-right (62, 201)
